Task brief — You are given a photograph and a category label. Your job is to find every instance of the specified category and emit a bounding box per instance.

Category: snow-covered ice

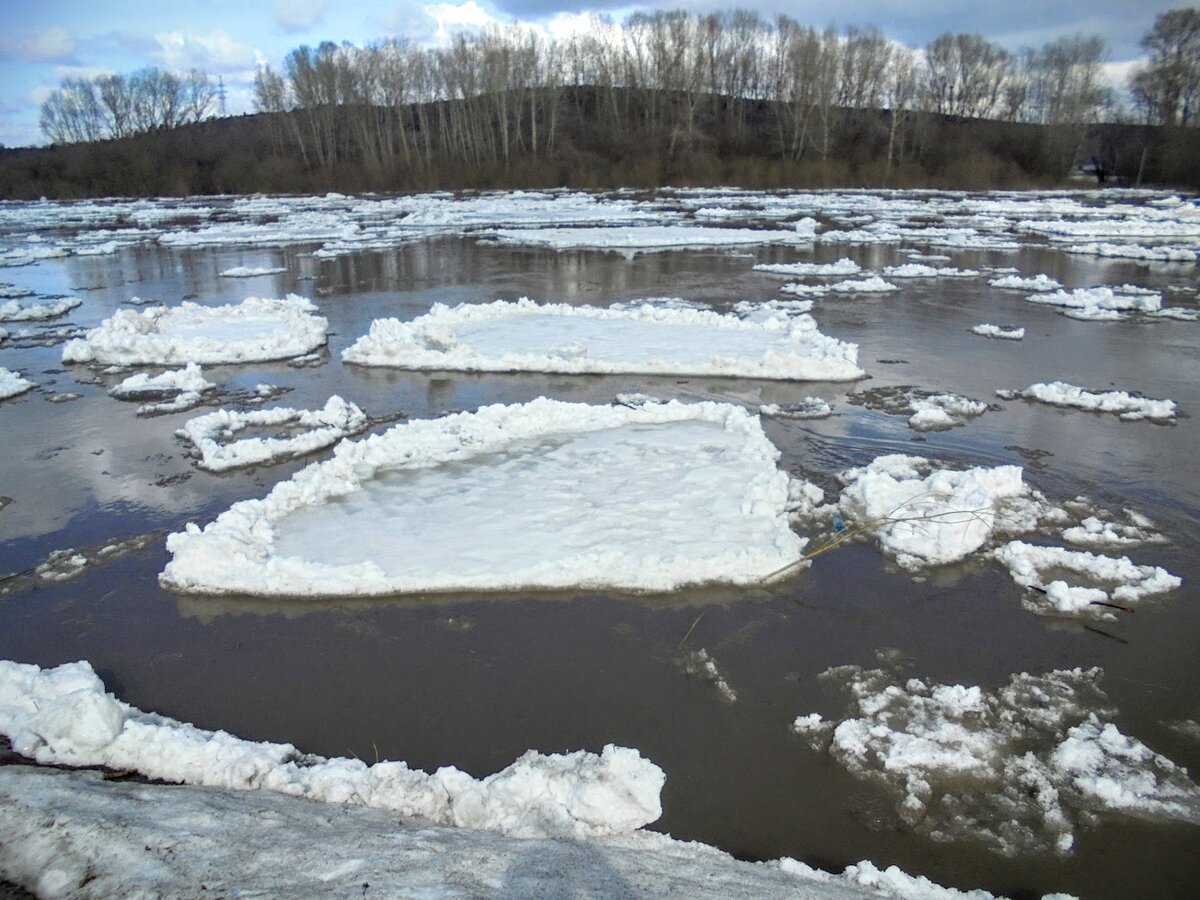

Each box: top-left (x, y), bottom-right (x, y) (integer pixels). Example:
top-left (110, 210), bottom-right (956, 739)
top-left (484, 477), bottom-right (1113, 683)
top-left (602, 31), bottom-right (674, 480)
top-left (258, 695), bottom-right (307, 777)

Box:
top-left (793, 664), bottom-right (1200, 855)
top-left (0, 659), bottom-right (664, 841)
top-left (754, 258), bottom-right (861, 277)
top-left (781, 276), bottom-right (898, 297)
top-left (1061, 510), bottom-right (1165, 548)
top-left (760, 397), bottom-right (833, 419)
top-left (343, 298), bottom-right (864, 382)
top-left (882, 265), bottom-right (980, 278)
top-left (997, 382), bottom-right (1177, 422)
top-left (907, 394), bottom-right (988, 431)
top-left (1027, 286), bottom-right (1162, 319)
top-left (485, 225), bottom-right (811, 254)
top-left (0, 367), bottom-right (35, 401)
top-left (988, 274), bottom-right (1062, 291)
top-left (178, 396), bottom-right (368, 472)
top-left (835, 455), bottom-right (1035, 569)
top-left (109, 363), bottom-right (216, 416)
top-left (219, 265), bottom-right (287, 277)
top-left (161, 398), bottom-right (807, 596)
top-left (993, 541), bottom-right (1181, 618)
top-left (62, 295), bottom-right (328, 366)
top-left (1061, 242), bottom-right (1198, 263)
top-left (0, 297), bottom-right (81, 322)
top-left (971, 324), bottom-right (1025, 340)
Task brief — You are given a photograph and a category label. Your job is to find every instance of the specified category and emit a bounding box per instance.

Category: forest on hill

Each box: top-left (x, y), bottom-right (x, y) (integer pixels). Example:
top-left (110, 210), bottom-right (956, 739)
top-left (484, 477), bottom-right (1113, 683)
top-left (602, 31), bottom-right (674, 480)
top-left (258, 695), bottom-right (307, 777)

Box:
top-left (3, 8), bottom-right (1198, 198)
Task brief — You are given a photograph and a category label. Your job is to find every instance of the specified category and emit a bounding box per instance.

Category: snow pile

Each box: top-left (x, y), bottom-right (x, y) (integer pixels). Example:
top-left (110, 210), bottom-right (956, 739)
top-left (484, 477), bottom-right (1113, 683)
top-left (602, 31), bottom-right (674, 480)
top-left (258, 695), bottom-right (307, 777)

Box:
top-left (1027, 286), bottom-right (1162, 320)
top-left (996, 382), bottom-right (1176, 422)
top-left (793, 664), bottom-right (1200, 855)
top-left (881, 265), bottom-right (980, 278)
top-left (993, 541), bottom-right (1181, 618)
top-left (760, 397), bottom-right (833, 419)
top-left (835, 455), bottom-right (1032, 569)
top-left (781, 276), bottom-right (898, 296)
top-left (754, 258), bottom-right (861, 277)
top-left (0, 367), bottom-right (35, 401)
top-left (0, 659), bottom-right (665, 841)
top-left (343, 298), bottom-right (863, 382)
top-left (988, 274), bottom-right (1062, 291)
top-left (161, 399), bottom-right (807, 596)
top-left (0, 297), bottom-right (81, 322)
top-left (219, 266), bottom-right (287, 277)
top-left (907, 394), bottom-right (988, 431)
top-left (62, 295), bottom-right (328, 366)
top-left (971, 324), bottom-right (1025, 340)
top-left (178, 396), bottom-right (368, 472)
top-left (485, 225), bottom-right (810, 253)
top-left (1061, 242), bottom-right (1198, 262)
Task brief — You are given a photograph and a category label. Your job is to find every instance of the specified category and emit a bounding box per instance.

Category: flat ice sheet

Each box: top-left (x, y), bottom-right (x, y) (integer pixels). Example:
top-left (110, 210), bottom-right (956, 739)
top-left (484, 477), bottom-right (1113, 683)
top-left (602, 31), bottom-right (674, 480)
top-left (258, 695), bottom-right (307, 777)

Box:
top-left (62, 295), bottom-right (328, 366)
top-left (485, 225), bottom-right (810, 253)
top-left (343, 298), bottom-right (863, 381)
top-left (161, 399), bottom-right (806, 596)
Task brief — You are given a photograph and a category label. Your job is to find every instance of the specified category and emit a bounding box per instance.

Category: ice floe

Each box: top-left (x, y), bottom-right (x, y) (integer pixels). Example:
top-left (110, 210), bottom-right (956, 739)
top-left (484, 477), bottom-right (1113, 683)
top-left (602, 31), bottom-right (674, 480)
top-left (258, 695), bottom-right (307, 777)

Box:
top-left (0, 297), bottom-right (81, 322)
top-left (109, 363), bottom-right (216, 415)
top-left (793, 664), bottom-right (1200, 855)
top-left (781, 276), bottom-right (898, 297)
top-left (993, 541), bottom-right (1181, 618)
top-left (161, 399), bottom-right (806, 596)
top-left (834, 455), bottom-right (1038, 569)
top-left (1026, 286), bottom-right (1162, 320)
top-left (178, 396), bottom-right (369, 472)
top-left (754, 258), bottom-right (862, 277)
top-left (0, 659), bottom-right (664, 841)
top-left (0, 367), bottom-right (35, 401)
top-left (988, 274), bottom-right (1062, 291)
top-left (484, 225), bottom-right (812, 254)
top-left (760, 397), bottom-right (833, 419)
top-left (971, 324), bottom-right (1025, 340)
top-left (881, 264), bottom-right (980, 278)
top-left (1061, 242), bottom-right (1198, 262)
top-left (907, 394), bottom-right (988, 431)
top-left (62, 295), bottom-right (328, 366)
top-left (343, 298), bottom-right (863, 381)
top-left (996, 382), bottom-right (1176, 422)
top-left (1061, 509), bottom-right (1165, 548)
top-left (219, 265), bottom-right (287, 277)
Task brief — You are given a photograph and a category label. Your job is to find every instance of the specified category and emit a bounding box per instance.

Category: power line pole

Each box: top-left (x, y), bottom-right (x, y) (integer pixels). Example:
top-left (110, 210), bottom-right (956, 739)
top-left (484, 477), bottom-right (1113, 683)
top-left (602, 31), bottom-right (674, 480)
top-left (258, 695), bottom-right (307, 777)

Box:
top-left (218, 77), bottom-right (228, 117)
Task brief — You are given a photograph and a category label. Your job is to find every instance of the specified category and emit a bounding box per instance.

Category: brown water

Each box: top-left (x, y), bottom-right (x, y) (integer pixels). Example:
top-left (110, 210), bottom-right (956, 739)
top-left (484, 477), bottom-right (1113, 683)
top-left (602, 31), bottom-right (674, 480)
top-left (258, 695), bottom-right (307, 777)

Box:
top-left (1, 215), bottom-right (1198, 898)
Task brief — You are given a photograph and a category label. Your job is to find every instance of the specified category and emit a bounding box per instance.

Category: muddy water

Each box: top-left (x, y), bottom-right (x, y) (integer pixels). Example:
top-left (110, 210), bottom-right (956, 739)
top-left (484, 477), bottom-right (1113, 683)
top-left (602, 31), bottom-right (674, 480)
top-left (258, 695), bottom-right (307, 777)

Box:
top-left (1, 226), bottom-right (1198, 898)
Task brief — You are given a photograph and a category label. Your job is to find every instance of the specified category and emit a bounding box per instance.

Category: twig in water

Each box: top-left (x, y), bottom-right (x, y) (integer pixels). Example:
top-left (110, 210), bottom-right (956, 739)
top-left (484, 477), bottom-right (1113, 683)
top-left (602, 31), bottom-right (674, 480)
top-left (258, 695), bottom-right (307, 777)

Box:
top-left (676, 611), bottom-right (706, 653)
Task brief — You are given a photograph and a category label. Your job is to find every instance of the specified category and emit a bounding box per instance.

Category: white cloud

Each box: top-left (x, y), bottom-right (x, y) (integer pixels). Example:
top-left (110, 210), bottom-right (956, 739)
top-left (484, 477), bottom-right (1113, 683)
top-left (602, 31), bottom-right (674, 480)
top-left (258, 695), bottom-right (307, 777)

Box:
top-left (0, 26), bottom-right (76, 62)
top-left (153, 30), bottom-right (257, 73)
top-left (52, 64), bottom-right (116, 82)
top-left (27, 86), bottom-right (56, 107)
top-left (423, 1), bottom-right (501, 44)
top-left (274, 0), bottom-right (327, 32)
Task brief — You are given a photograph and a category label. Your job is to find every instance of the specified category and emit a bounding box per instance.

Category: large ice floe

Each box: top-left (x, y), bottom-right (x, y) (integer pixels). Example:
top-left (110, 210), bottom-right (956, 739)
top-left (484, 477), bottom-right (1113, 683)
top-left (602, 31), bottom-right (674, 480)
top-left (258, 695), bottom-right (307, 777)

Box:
top-left (343, 298), bottom-right (863, 381)
top-left (1061, 242), bottom-right (1198, 262)
top-left (793, 664), bottom-right (1200, 856)
top-left (1026, 286), bottom-right (1162, 321)
top-left (834, 455), bottom-right (1043, 570)
top-left (62, 295), bottom-right (328, 365)
top-left (0, 659), bottom-right (664, 841)
top-left (160, 398), bottom-right (807, 596)
top-left (484, 224), bottom-right (812, 254)
top-left (178, 396), bottom-right (368, 472)
top-left (996, 382), bottom-right (1177, 422)
top-left (993, 541), bottom-right (1181, 618)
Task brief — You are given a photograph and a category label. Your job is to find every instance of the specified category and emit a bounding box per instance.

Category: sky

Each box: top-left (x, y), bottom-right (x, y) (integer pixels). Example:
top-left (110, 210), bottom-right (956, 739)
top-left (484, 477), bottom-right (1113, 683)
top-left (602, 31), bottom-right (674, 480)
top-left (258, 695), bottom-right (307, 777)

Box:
top-left (0, 0), bottom-right (1180, 148)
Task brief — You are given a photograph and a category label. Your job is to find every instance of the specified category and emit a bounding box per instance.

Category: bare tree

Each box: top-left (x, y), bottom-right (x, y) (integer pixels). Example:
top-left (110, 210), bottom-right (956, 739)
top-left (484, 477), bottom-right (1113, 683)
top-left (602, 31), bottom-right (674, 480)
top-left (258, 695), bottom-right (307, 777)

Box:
top-left (1129, 7), bottom-right (1200, 125)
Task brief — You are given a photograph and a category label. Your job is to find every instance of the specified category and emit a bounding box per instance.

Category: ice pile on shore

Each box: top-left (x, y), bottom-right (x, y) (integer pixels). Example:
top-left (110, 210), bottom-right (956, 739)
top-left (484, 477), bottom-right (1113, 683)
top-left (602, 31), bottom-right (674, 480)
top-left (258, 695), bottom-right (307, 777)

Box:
top-left (178, 396), bottom-right (368, 472)
top-left (793, 664), bottom-right (1200, 855)
top-left (0, 659), bottom-right (664, 840)
top-left (343, 298), bottom-right (863, 381)
top-left (997, 382), bottom-right (1176, 422)
top-left (62, 296), bottom-right (328, 365)
top-left (161, 398), bottom-right (806, 596)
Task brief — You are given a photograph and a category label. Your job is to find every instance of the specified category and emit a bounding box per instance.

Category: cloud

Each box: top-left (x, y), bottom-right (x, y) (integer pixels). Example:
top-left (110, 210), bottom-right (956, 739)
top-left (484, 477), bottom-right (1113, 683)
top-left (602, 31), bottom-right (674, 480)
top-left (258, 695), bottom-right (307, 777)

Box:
top-left (153, 30), bottom-right (258, 73)
top-left (275, 0), bottom-right (327, 32)
top-left (0, 26), bottom-right (77, 63)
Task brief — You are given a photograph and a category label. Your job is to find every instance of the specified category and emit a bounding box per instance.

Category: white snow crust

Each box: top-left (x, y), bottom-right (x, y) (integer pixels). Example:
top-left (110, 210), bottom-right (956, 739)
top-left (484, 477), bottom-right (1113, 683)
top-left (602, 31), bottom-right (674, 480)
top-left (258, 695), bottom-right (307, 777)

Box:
top-left (795, 664), bottom-right (1200, 855)
top-left (161, 398), bottom-right (807, 596)
top-left (343, 298), bottom-right (863, 381)
top-left (0, 367), bottom-right (35, 401)
top-left (178, 396), bottom-right (369, 472)
top-left (997, 382), bottom-right (1176, 422)
top-left (0, 659), bottom-right (665, 841)
top-left (836, 455), bottom-right (1030, 569)
top-left (62, 295), bottom-right (328, 366)
top-left (971, 324), bottom-right (1025, 340)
